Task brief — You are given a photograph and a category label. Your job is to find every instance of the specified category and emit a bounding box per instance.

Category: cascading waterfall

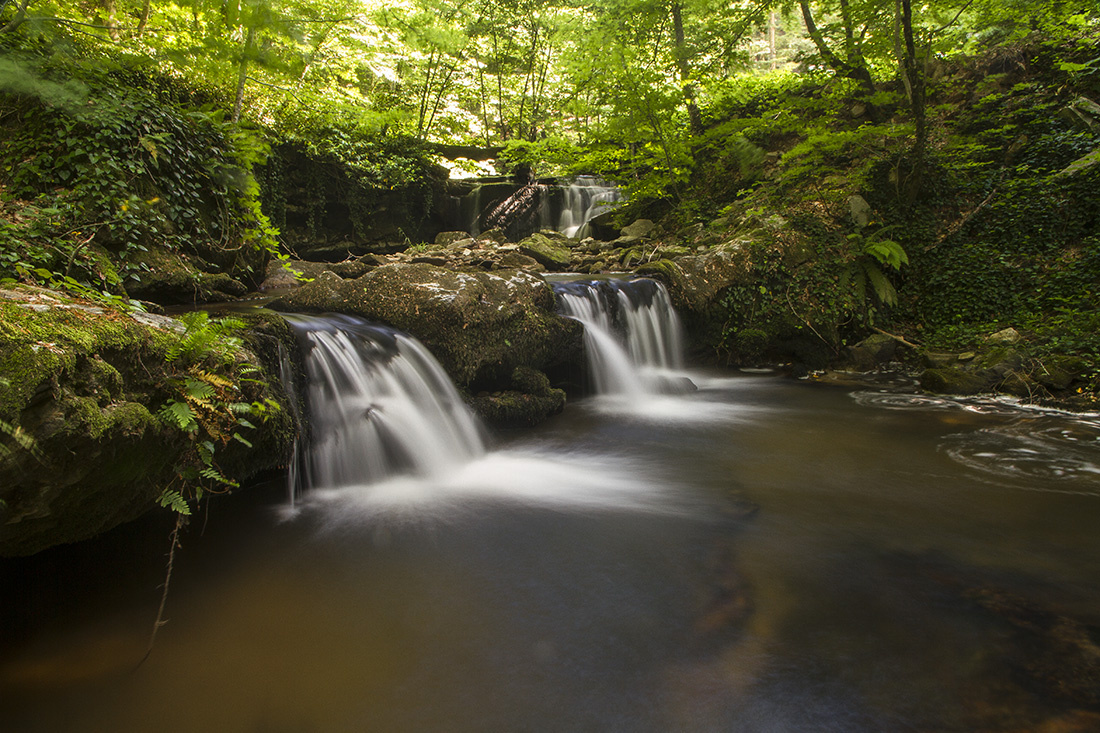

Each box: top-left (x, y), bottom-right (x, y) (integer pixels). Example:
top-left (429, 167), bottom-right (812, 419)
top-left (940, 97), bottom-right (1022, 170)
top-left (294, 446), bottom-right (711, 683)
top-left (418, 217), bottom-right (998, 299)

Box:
top-left (285, 314), bottom-right (485, 493)
top-left (554, 176), bottom-right (622, 238)
top-left (553, 278), bottom-right (686, 397)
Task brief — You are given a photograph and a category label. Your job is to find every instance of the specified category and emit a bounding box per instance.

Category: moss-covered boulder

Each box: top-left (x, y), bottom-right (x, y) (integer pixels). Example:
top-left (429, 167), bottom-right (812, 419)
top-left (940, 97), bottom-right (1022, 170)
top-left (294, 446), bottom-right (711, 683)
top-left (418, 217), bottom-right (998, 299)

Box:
top-left (517, 232), bottom-right (573, 271)
top-left (269, 263), bottom-right (583, 394)
top-left (469, 366), bottom-right (567, 428)
top-left (0, 286), bottom-right (294, 556)
top-left (125, 246), bottom-right (248, 305)
top-left (919, 367), bottom-right (991, 395)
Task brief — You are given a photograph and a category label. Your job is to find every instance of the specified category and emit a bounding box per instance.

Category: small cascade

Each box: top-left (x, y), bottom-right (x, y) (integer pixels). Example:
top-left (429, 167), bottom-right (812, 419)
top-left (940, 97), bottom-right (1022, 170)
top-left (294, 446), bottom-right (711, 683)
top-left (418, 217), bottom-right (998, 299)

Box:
top-left (286, 314), bottom-right (485, 493)
top-left (553, 278), bottom-right (686, 396)
top-left (555, 176), bottom-right (622, 238)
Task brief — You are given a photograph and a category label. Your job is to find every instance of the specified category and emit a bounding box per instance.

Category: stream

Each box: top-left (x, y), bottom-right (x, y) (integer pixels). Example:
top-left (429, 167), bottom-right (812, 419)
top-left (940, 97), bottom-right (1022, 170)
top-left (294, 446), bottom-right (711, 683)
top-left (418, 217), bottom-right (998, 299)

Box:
top-left (2, 282), bottom-right (1099, 731)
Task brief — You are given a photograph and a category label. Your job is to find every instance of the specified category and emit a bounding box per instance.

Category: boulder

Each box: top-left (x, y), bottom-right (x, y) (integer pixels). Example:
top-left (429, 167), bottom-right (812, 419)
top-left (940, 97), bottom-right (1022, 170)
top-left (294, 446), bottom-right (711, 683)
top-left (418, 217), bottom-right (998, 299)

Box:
top-left (270, 263), bottom-right (583, 390)
top-left (0, 287), bottom-right (294, 556)
top-left (848, 195), bottom-right (872, 228)
top-left (621, 219), bottom-right (657, 239)
top-left (469, 366), bottom-right (566, 428)
top-left (920, 367), bottom-right (990, 395)
top-left (847, 333), bottom-right (897, 370)
top-left (517, 232), bottom-right (573, 271)
top-left (435, 231), bottom-right (472, 246)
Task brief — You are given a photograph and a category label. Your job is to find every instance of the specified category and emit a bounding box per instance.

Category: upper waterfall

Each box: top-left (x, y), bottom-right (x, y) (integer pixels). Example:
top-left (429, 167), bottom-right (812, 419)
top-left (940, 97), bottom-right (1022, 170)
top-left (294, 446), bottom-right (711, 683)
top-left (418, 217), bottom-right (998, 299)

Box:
top-left (286, 314), bottom-right (485, 491)
top-left (552, 176), bottom-right (622, 238)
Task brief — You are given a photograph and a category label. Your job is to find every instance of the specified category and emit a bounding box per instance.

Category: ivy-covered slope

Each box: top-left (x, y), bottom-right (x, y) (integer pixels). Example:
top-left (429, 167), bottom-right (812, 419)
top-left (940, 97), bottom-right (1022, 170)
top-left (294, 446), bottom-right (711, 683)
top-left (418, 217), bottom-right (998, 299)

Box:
top-left (611, 31), bottom-right (1100, 409)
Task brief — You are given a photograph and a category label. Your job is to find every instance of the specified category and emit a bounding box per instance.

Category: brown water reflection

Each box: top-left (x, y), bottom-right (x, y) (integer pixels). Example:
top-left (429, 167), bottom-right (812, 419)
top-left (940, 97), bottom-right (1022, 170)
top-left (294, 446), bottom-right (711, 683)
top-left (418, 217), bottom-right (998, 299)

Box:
top-left (2, 374), bottom-right (1098, 731)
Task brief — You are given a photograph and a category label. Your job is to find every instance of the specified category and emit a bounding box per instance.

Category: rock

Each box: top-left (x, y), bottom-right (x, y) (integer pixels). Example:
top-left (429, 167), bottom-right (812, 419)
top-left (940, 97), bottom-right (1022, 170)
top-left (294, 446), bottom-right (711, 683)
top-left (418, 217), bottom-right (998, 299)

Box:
top-left (410, 254), bottom-right (449, 266)
top-left (0, 286), bottom-right (294, 556)
top-left (435, 231), bottom-right (471, 246)
top-left (477, 228), bottom-right (508, 244)
top-left (1036, 355), bottom-right (1088, 392)
top-left (469, 366), bottom-right (566, 428)
top-left (986, 326), bottom-right (1021, 344)
top-left (848, 194), bottom-right (872, 228)
top-left (260, 259), bottom-right (302, 290)
top-left (517, 232), bottom-right (573, 271)
top-left (922, 351), bottom-right (958, 368)
top-left (978, 346), bottom-right (1023, 377)
top-left (621, 219), bottom-right (657, 239)
top-left (998, 370), bottom-right (1037, 397)
top-left (497, 252), bottom-right (543, 271)
top-left (270, 263), bottom-right (583, 390)
top-left (920, 367), bottom-right (990, 395)
top-left (847, 333), bottom-right (897, 370)
top-left (126, 247), bottom-right (248, 305)
top-left (585, 210), bottom-right (620, 241)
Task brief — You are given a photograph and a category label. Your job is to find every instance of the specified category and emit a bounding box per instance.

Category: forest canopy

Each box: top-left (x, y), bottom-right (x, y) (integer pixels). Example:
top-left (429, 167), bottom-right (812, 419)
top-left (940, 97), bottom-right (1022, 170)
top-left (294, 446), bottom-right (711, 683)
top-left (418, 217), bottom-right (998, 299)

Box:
top-left (3, 0), bottom-right (1096, 160)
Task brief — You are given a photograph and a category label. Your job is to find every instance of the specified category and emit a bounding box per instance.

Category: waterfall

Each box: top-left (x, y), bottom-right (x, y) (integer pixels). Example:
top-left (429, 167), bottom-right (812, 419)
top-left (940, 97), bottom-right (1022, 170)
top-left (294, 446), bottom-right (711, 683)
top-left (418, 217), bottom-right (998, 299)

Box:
top-left (553, 278), bottom-right (686, 397)
top-left (556, 176), bottom-right (622, 238)
top-left (286, 314), bottom-right (485, 492)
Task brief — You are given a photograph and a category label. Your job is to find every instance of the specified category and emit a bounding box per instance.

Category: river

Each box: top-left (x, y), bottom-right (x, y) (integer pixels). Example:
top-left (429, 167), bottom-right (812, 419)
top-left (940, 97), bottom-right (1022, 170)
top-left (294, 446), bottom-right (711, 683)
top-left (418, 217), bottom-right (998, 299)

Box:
top-left (2, 367), bottom-right (1098, 731)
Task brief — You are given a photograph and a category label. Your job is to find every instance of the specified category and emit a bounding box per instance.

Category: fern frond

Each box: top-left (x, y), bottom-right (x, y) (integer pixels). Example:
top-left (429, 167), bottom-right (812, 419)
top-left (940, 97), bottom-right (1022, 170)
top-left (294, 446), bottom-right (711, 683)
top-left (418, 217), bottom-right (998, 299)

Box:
top-left (190, 370), bottom-right (234, 389)
top-left (182, 378), bottom-right (217, 401)
top-left (158, 400), bottom-right (197, 432)
top-left (157, 489), bottom-right (192, 515)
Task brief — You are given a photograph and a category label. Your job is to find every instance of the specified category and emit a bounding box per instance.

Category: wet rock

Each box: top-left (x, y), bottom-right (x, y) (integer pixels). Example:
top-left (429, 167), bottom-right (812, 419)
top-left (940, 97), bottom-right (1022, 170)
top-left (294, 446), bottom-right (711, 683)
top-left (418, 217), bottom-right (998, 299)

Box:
top-left (270, 263), bottom-right (583, 391)
top-left (517, 232), bottom-right (573, 271)
top-left (621, 219), bottom-right (657, 239)
top-left (0, 286), bottom-right (294, 556)
top-left (469, 366), bottom-right (566, 428)
top-left (920, 366), bottom-right (990, 395)
top-left (847, 333), bottom-right (897, 370)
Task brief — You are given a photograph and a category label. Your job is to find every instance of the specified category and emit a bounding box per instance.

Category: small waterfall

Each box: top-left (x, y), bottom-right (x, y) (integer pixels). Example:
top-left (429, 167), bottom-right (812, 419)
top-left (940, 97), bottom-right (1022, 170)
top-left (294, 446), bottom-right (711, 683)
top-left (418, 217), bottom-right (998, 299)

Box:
top-left (556, 177), bottom-right (622, 238)
top-left (286, 314), bottom-right (485, 492)
top-left (553, 278), bottom-right (686, 396)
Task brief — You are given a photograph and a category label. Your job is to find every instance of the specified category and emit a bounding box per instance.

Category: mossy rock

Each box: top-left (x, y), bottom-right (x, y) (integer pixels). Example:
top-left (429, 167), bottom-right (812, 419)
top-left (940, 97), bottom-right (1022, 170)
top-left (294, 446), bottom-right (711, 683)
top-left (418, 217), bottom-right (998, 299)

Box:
top-left (0, 286), bottom-right (294, 556)
top-left (126, 246), bottom-right (246, 305)
top-left (920, 367), bottom-right (991, 395)
top-left (517, 232), bottom-right (573, 271)
top-left (270, 263), bottom-right (584, 392)
top-left (469, 367), bottom-right (566, 428)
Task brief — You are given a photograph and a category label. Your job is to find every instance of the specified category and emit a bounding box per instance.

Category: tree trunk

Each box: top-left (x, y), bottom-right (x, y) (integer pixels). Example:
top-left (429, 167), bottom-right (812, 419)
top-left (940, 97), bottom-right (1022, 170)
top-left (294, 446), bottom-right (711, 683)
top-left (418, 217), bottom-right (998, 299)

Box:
top-left (232, 25), bottom-right (256, 124)
top-left (799, 0), bottom-right (875, 96)
top-left (900, 0), bottom-right (926, 204)
top-left (670, 0), bottom-right (703, 136)
top-left (768, 12), bottom-right (777, 70)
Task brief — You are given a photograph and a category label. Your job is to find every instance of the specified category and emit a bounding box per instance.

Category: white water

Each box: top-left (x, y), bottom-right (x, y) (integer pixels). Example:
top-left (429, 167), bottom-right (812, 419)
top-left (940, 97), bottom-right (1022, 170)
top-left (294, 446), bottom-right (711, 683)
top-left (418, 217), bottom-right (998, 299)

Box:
top-left (554, 176), bottom-right (622, 238)
top-left (555, 278), bottom-right (688, 399)
top-left (287, 315), bottom-right (485, 492)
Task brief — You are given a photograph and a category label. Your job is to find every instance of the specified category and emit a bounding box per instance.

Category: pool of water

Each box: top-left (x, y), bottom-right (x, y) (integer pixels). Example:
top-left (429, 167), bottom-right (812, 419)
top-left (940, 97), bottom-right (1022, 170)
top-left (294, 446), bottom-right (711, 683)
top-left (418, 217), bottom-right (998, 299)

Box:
top-left (2, 373), bottom-right (1099, 731)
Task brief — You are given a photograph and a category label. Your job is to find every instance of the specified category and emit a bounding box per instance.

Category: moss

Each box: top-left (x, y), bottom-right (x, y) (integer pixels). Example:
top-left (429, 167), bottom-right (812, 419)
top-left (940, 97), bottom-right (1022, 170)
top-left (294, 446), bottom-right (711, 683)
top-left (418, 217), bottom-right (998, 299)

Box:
top-left (517, 233), bottom-right (573, 270)
top-left (920, 367), bottom-right (991, 395)
top-left (0, 285), bottom-right (296, 555)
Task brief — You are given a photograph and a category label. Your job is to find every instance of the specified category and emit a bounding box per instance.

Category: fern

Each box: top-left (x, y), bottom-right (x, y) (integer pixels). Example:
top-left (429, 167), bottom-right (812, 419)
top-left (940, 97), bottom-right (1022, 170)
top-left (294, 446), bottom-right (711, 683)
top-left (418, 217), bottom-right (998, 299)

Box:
top-left (158, 400), bottom-right (197, 432)
top-left (157, 489), bottom-right (192, 515)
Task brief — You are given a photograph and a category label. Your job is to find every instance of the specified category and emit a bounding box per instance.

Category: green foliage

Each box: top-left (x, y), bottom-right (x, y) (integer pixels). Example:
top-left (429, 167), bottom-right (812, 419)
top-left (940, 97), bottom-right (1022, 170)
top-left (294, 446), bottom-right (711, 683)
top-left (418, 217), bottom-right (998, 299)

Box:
top-left (155, 312), bottom-right (279, 513)
top-left (0, 39), bottom-right (284, 298)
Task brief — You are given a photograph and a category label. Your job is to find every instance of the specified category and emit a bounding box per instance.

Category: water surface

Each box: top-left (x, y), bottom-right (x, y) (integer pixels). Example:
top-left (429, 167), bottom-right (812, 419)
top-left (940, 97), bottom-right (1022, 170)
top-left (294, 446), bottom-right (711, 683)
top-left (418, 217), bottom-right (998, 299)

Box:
top-left (2, 374), bottom-right (1098, 731)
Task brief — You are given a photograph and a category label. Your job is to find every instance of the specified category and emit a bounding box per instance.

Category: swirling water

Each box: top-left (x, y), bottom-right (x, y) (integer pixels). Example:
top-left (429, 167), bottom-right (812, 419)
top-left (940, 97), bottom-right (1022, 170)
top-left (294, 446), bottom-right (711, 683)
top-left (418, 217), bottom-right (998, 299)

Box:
top-left (2, 375), bottom-right (1099, 729)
